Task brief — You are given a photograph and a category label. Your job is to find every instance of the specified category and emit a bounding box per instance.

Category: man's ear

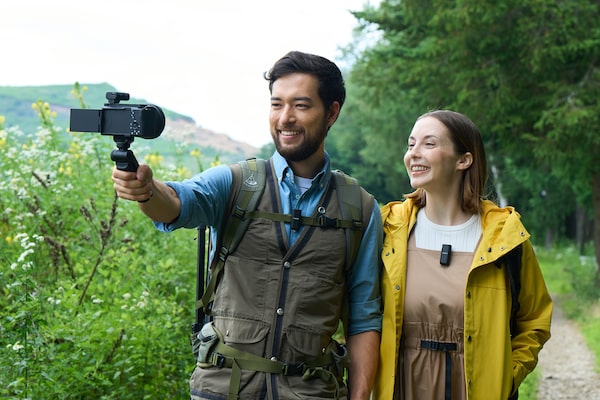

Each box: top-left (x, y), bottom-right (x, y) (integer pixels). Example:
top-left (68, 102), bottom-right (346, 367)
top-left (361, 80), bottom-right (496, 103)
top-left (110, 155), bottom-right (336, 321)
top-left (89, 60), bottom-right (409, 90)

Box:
top-left (457, 152), bottom-right (473, 170)
top-left (326, 101), bottom-right (341, 129)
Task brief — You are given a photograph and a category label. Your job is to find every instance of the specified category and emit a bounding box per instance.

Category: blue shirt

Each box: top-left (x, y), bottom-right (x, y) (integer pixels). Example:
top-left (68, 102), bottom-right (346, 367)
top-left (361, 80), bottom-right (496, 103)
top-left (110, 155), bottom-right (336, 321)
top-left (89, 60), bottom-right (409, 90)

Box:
top-left (155, 151), bottom-right (382, 335)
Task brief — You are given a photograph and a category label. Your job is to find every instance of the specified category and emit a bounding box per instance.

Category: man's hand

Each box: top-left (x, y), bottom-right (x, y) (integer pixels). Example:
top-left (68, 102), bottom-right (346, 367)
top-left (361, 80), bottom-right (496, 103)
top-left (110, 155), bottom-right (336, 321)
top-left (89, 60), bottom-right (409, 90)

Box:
top-left (111, 164), bottom-right (180, 223)
top-left (112, 164), bottom-right (154, 203)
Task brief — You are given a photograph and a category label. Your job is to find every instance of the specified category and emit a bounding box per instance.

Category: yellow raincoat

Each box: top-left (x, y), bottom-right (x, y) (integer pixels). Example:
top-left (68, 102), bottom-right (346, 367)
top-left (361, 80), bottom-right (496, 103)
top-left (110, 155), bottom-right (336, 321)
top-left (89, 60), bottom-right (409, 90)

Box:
top-left (373, 199), bottom-right (552, 400)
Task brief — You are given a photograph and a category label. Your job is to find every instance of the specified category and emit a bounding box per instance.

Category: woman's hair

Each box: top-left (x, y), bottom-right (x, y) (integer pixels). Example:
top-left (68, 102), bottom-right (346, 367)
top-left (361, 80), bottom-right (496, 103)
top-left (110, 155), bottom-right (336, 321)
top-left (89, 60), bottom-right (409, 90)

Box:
top-left (405, 110), bottom-right (488, 214)
top-left (263, 50), bottom-right (346, 111)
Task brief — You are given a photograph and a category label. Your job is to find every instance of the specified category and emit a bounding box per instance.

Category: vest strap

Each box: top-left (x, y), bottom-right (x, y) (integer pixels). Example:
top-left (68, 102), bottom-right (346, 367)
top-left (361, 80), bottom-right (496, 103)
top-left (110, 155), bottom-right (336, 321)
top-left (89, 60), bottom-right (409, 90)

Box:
top-left (205, 339), bottom-right (340, 400)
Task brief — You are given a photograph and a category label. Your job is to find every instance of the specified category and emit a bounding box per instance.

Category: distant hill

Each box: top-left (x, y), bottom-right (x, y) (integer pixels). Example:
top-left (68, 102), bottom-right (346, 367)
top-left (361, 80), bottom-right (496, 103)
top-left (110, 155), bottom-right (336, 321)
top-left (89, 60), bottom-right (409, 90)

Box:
top-left (0, 83), bottom-right (259, 165)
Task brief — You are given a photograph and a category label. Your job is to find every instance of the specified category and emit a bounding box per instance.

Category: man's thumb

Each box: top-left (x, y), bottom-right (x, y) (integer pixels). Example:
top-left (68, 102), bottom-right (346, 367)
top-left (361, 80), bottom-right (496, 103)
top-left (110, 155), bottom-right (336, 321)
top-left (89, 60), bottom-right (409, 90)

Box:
top-left (136, 164), bottom-right (153, 184)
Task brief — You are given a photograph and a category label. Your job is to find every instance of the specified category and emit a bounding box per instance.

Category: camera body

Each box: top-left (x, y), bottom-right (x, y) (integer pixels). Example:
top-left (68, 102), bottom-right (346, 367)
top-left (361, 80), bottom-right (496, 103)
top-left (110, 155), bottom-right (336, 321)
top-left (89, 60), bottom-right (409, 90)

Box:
top-left (70, 92), bottom-right (165, 139)
top-left (69, 92), bottom-right (166, 171)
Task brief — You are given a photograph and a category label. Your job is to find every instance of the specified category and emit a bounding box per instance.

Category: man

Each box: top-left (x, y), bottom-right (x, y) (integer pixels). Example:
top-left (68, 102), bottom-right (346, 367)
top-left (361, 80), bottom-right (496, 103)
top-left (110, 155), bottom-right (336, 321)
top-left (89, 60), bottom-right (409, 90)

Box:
top-left (112, 51), bottom-right (382, 399)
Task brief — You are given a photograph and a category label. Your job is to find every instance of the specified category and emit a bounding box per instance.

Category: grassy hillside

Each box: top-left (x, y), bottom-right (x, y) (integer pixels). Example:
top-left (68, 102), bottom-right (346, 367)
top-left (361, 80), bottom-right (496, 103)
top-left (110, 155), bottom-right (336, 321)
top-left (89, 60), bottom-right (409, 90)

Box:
top-left (0, 83), bottom-right (258, 166)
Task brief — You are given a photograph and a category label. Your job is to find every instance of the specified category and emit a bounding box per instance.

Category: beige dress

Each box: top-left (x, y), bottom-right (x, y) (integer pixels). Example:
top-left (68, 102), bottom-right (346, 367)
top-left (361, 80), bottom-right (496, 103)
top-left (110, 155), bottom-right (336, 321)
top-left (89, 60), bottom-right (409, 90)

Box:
top-left (394, 234), bottom-right (473, 400)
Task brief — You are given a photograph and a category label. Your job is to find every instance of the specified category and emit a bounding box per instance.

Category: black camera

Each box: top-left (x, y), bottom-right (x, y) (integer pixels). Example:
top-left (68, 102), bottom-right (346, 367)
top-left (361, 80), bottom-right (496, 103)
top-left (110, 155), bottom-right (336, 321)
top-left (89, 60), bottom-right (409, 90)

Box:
top-left (69, 92), bottom-right (166, 171)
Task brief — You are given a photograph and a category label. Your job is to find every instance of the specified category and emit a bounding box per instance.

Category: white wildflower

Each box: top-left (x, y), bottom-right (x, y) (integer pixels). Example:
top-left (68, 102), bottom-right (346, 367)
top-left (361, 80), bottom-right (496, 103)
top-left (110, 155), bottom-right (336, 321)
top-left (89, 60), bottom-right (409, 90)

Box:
top-left (10, 342), bottom-right (24, 351)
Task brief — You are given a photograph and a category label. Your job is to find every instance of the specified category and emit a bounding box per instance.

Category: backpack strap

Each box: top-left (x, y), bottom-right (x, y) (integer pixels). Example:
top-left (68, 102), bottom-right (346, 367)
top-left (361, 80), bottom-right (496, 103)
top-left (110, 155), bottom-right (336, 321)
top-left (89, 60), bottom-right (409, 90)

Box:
top-left (196, 158), bottom-right (267, 317)
top-left (495, 243), bottom-right (523, 337)
top-left (332, 170), bottom-right (374, 272)
top-left (332, 169), bottom-right (374, 340)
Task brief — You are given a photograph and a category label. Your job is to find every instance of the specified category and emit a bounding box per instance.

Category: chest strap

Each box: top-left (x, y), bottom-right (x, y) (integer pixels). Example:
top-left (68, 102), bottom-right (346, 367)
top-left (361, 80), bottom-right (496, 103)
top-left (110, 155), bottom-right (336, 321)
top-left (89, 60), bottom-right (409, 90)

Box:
top-left (243, 209), bottom-right (363, 231)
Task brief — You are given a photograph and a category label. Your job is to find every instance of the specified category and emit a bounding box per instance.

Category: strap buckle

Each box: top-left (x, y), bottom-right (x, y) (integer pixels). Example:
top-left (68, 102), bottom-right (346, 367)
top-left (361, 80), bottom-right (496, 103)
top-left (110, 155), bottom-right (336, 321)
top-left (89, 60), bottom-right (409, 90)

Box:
top-left (282, 362), bottom-right (305, 376)
top-left (317, 214), bottom-right (338, 228)
top-left (209, 352), bottom-right (227, 368)
top-left (291, 209), bottom-right (302, 231)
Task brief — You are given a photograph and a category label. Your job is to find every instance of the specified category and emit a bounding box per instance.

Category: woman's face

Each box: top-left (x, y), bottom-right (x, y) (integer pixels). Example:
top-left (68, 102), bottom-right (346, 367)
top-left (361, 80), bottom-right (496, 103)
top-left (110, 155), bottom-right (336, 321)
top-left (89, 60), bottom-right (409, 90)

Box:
top-left (403, 116), bottom-right (471, 195)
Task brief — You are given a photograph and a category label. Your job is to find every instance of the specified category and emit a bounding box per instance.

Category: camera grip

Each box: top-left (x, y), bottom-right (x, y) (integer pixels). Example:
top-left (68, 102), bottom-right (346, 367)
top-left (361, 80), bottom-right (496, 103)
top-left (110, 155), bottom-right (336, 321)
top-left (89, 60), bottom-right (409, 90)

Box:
top-left (111, 148), bottom-right (140, 172)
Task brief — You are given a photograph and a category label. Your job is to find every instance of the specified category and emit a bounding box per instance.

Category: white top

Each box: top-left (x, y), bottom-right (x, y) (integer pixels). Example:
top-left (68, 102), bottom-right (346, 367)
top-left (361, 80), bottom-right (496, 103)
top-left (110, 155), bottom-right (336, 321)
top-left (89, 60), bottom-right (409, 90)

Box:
top-left (414, 208), bottom-right (482, 252)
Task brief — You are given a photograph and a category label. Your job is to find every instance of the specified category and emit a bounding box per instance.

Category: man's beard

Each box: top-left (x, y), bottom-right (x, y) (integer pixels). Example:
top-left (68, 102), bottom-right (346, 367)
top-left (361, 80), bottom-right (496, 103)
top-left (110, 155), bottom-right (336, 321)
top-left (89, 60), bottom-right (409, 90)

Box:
top-left (274, 122), bottom-right (328, 162)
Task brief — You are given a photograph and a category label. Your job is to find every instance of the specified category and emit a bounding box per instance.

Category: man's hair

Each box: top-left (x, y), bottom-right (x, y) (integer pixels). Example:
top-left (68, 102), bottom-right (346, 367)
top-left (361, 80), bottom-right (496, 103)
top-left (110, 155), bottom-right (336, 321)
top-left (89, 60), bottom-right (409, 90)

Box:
top-left (264, 51), bottom-right (346, 111)
top-left (405, 110), bottom-right (488, 214)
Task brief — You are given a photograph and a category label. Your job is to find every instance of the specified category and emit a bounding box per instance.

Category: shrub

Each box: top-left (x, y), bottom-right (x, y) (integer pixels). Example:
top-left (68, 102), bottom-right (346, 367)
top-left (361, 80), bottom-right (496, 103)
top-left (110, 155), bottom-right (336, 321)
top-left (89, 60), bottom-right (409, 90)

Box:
top-left (0, 101), bottom-right (203, 398)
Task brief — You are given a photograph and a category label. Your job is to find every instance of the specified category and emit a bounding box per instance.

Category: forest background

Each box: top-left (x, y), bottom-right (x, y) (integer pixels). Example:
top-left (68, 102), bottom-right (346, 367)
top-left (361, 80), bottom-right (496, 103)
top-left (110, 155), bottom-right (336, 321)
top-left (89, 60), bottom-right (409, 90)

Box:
top-left (1, 0), bottom-right (599, 398)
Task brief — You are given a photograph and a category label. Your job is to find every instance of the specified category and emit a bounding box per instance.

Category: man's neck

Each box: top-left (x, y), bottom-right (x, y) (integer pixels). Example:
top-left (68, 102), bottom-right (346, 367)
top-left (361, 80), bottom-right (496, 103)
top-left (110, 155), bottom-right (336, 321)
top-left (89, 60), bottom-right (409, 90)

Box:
top-left (288, 151), bottom-right (325, 178)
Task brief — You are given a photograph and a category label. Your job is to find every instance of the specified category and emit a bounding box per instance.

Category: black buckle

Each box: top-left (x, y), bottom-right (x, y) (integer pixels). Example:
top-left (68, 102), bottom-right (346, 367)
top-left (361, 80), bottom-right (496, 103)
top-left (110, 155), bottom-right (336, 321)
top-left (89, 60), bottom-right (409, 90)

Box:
top-left (317, 215), bottom-right (337, 228)
top-left (211, 352), bottom-right (226, 368)
top-left (291, 209), bottom-right (302, 231)
top-left (232, 205), bottom-right (246, 220)
top-left (282, 362), bottom-right (305, 376)
top-left (421, 340), bottom-right (457, 352)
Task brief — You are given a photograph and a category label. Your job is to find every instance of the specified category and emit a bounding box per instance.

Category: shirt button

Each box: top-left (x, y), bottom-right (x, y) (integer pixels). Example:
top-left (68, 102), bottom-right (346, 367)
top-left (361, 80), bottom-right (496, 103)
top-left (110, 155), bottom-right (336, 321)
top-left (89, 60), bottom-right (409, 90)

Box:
top-left (467, 335), bottom-right (472, 342)
top-left (271, 356), bottom-right (277, 361)
top-left (276, 308), bottom-right (284, 316)
top-left (283, 261), bottom-right (291, 269)
top-left (466, 291), bottom-right (471, 298)
top-left (395, 285), bottom-right (401, 290)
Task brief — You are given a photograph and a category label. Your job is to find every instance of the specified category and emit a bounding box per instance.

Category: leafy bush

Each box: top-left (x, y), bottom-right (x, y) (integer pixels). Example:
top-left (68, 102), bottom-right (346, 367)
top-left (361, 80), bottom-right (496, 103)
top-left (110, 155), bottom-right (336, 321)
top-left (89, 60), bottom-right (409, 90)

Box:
top-left (0, 101), bottom-right (206, 398)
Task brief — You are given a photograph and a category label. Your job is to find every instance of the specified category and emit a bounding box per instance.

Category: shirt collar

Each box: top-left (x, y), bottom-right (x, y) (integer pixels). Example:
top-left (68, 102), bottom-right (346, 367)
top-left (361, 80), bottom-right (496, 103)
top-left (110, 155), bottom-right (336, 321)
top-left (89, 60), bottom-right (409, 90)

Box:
top-left (271, 150), bottom-right (331, 187)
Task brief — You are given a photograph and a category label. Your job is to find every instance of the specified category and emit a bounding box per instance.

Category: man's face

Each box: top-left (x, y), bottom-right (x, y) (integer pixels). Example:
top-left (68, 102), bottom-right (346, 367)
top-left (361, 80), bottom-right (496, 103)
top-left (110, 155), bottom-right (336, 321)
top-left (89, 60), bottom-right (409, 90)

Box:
top-left (269, 73), bottom-right (338, 162)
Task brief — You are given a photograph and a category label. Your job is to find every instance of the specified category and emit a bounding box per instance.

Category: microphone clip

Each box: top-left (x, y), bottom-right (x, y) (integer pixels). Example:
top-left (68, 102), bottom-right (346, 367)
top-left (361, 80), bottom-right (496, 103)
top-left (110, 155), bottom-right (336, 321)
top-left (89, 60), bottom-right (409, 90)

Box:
top-left (440, 244), bottom-right (452, 266)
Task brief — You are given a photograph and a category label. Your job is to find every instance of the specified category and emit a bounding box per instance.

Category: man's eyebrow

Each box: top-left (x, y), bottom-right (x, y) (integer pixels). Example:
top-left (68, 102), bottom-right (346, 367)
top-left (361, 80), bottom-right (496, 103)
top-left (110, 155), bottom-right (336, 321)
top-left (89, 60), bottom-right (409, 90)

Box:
top-left (293, 96), bottom-right (313, 102)
top-left (270, 96), bottom-right (314, 102)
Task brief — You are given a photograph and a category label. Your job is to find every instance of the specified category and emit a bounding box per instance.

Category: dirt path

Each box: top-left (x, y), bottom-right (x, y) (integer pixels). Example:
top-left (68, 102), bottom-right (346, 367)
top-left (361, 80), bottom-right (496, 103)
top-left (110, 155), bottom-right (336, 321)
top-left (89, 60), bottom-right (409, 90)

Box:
top-left (536, 298), bottom-right (600, 399)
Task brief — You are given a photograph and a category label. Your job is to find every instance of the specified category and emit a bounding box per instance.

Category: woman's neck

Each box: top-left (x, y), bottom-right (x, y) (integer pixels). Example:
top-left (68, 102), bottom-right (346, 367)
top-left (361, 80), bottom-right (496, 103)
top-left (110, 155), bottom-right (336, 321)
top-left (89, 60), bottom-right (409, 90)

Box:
top-left (423, 193), bottom-right (473, 226)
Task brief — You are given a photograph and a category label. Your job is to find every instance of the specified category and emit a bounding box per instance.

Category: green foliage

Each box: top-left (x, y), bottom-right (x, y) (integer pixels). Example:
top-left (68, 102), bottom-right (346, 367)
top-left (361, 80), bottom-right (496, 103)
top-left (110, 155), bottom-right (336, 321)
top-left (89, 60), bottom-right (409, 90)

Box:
top-left (342, 0), bottom-right (599, 256)
top-left (0, 97), bottom-right (204, 398)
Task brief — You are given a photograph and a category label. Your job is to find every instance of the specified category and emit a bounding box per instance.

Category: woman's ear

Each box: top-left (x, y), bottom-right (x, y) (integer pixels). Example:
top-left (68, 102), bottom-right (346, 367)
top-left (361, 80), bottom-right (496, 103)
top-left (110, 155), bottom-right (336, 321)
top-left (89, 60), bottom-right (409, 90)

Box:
top-left (457, 152), bottom-right (473, 171)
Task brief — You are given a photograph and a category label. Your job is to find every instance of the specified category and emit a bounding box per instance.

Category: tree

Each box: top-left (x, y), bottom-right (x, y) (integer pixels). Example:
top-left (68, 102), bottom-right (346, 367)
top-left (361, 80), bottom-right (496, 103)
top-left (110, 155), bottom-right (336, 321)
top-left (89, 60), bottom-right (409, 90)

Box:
top-left (347, 0), bottom-right (599, 278)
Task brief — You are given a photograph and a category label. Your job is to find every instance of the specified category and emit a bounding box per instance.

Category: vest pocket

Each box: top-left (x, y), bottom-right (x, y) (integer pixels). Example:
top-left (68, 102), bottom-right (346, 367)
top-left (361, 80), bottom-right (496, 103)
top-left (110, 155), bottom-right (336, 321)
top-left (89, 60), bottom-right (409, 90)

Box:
top-left (215, 316), bottom-right (270, 356)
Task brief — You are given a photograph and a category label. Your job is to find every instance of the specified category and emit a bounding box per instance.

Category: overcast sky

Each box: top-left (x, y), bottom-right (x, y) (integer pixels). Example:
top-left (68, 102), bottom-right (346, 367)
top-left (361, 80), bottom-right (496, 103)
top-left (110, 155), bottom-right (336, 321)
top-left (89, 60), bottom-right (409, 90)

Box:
top-left (2, 0), bottom-right (378, 147)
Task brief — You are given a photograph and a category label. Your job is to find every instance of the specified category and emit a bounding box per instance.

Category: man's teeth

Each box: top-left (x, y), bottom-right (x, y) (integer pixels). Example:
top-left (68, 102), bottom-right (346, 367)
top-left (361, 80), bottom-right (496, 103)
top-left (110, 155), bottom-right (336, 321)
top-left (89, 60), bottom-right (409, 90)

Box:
top-left (280, 131), bottom-right (301, 136)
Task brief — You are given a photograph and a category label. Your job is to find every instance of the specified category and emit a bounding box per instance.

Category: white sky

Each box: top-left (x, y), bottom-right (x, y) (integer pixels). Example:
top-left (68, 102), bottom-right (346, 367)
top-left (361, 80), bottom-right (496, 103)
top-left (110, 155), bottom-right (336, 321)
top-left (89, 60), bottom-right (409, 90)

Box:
top-left (1, 0), bottom-right (377, 147)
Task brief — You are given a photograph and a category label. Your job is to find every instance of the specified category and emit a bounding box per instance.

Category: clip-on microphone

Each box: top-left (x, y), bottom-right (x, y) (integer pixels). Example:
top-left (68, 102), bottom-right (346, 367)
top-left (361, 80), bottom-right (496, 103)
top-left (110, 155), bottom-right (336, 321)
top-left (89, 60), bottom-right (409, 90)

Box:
top-left (440, 244), bottom-right (452, 266)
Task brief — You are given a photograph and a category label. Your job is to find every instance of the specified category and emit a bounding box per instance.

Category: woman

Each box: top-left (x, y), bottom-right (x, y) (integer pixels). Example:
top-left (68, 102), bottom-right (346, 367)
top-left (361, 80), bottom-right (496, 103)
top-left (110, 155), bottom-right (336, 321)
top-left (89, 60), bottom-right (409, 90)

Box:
top-left (373, 110), bottom-right (552, 400)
